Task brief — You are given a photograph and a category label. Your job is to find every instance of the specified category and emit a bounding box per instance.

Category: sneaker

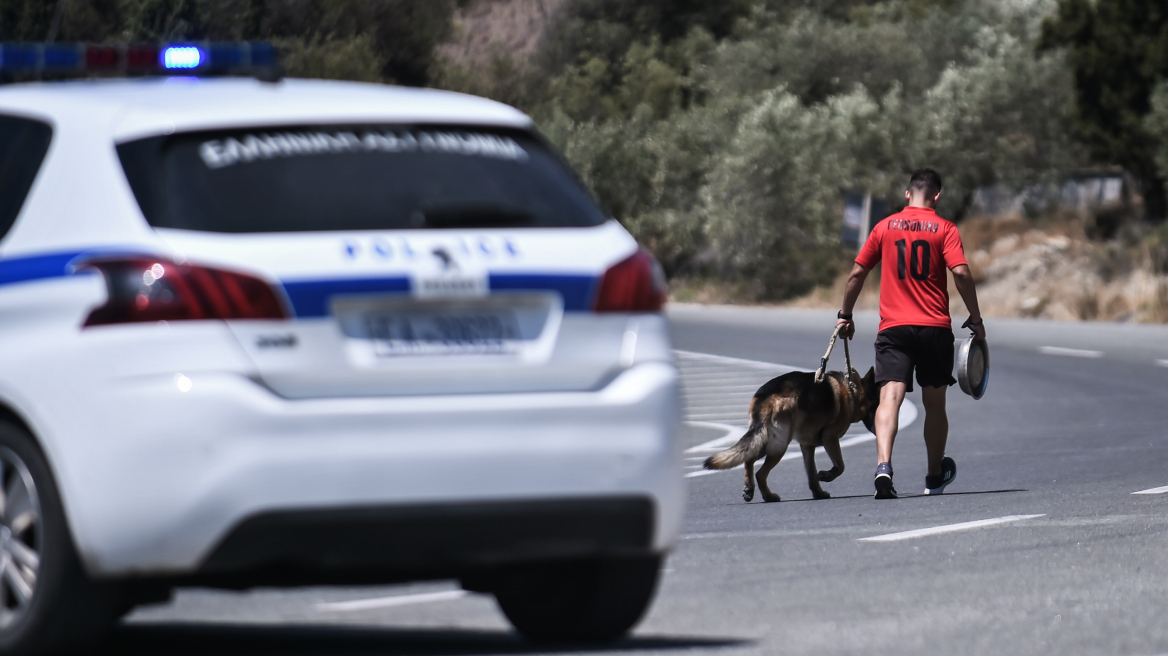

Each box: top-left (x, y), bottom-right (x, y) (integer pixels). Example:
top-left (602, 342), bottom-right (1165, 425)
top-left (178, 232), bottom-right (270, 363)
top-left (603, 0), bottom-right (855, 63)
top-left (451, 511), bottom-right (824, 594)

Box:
top-left (874, 462), bottom-right (897, 499)
top-left (923, 456), bottom-right (957, 495)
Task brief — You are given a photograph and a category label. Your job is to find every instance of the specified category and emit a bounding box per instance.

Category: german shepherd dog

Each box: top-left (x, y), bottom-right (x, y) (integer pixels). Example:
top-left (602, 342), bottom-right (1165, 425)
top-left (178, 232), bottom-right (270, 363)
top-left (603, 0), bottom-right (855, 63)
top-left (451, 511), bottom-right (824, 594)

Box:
top-left (704, 367), bottom-right (878, 502)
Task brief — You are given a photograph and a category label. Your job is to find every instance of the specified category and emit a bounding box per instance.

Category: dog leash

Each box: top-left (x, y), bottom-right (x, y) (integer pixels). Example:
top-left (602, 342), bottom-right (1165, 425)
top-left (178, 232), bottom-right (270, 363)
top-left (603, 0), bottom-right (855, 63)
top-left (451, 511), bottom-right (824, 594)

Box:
top-left (813, 323), bottom-right (857, 395)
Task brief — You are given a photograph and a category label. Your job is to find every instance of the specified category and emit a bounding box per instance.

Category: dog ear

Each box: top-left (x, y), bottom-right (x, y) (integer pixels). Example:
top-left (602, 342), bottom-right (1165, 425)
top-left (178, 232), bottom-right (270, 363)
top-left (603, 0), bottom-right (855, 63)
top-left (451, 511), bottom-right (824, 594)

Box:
top-left (864, 366), bottom-right (875, 383)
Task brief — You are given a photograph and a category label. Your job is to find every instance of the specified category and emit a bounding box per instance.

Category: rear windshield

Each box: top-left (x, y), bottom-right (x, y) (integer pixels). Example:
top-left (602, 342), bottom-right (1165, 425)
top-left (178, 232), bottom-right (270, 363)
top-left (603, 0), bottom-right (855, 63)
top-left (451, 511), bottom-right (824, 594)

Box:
top-left (117, 125), bottom-right (607, 233)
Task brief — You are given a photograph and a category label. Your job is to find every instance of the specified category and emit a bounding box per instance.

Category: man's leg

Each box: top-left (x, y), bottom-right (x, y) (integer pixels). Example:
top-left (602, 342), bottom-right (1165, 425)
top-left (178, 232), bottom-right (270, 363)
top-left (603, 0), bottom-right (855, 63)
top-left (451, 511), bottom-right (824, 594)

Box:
top-left (921, 385), bottom-right (948, 477)
top-left (872, 327), bottom-right (913, 499)
top-left (875, 381), bottom-right (907, 465)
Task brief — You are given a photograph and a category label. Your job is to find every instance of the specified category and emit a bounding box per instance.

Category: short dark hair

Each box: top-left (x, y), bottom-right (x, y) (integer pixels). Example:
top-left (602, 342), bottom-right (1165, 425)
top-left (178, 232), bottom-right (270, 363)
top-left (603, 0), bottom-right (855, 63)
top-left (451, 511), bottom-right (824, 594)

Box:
top-left (908, 168), bottom-right (942, 198)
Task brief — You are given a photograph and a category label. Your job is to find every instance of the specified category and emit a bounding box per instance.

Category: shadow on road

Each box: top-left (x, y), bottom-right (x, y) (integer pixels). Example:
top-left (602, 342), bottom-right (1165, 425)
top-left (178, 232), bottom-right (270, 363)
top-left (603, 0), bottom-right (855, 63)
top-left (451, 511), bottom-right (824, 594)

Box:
top-left (104, 623), bottom-right (751, 655)
top-left (723, 488), bottom-right (1029, 505)
top-left (898, 489), bottom-right (1028, 499)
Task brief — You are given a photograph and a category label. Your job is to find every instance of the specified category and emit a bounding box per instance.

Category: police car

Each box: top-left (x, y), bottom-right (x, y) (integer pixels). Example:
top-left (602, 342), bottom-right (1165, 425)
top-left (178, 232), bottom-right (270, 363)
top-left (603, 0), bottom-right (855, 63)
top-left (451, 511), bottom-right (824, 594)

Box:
top-left (0, 42), bottom-right (682, 653)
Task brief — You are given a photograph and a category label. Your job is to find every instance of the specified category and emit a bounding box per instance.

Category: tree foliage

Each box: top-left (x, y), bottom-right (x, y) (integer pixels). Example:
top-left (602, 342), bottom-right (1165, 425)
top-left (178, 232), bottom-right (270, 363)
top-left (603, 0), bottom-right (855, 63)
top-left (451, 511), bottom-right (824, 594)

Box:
top-left (0, 0), bottom-right (1144, 300)
top-left (0, 0), bottom-right (461, 85)
top-left (472, 0), bottom-right (1080, 299)
top-left (1040, 0), bottom-right (1168, 217)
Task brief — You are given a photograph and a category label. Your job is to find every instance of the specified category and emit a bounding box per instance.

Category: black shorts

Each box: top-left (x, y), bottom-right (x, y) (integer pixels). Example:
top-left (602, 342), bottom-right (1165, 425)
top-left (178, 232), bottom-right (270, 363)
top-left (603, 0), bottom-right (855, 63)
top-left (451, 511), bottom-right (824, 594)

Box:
top-left (874, 325), bottom-right (956, 392)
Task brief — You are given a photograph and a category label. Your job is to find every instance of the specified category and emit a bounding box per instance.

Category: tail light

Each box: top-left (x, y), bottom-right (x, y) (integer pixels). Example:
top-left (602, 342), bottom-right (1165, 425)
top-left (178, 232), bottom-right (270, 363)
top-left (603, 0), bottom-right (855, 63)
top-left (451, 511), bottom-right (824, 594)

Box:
top-left (593, 247), bottom-right (667, 312)
top-left (79, 258), bottom-right (287, 326)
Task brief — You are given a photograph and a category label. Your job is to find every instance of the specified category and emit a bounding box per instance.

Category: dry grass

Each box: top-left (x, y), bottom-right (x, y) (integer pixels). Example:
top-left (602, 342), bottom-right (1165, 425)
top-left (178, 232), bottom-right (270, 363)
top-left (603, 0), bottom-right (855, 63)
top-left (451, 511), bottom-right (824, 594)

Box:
top-left (958, 212), bottom-right (1087, 255)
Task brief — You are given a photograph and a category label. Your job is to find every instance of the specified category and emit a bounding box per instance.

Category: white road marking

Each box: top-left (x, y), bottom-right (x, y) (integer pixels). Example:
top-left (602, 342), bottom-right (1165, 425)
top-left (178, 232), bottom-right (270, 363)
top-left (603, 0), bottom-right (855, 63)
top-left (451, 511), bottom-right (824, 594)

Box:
top-left (676, 350), bottom-right (914, 478)
top-left (674, 349), bottom-right (798, 371)
top-left (1132, 485), bottom-right (1168, 495)
top-left (684, 468), bottom-right (729, 478)
top-left (1038, 346), bottom-right (1103, 358)
top-left (683, 422), bottom-right (746, 453)
top-left (683, 432), bottom-right (879, 478)
top-left (1156, 359), bottom-right (1168, 368)
top-left (316, 590), bottom-right (467, 612)
top-left (683, 400), bottom-right (915, 478)
top-left (857, 515), bottom-right (1045, 542)
top-left (675, 350), bottom-right (798, 426)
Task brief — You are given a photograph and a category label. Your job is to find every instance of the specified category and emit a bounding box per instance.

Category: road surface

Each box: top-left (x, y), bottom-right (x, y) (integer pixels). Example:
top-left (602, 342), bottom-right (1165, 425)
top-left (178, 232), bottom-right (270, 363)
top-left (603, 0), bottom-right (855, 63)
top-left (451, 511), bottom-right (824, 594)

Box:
top-left (112, 305), bottom-right (1168, 656)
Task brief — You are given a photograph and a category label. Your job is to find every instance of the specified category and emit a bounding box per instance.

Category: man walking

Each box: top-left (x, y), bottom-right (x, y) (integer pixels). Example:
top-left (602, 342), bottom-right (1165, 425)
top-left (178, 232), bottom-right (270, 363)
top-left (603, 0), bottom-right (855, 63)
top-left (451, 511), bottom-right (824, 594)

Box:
top-left (836, 169), bottom-right (986, 499)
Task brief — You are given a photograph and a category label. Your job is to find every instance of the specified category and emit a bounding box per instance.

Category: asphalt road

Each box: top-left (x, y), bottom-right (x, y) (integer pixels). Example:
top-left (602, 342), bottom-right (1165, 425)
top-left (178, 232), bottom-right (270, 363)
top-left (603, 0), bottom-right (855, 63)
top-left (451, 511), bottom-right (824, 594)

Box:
top-left (112, 305), bottom-right (1168, 656)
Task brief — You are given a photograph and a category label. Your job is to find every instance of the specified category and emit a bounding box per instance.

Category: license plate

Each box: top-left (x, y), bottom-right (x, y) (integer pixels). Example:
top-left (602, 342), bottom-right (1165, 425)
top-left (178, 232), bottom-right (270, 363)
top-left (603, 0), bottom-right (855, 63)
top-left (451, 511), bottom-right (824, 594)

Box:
top-left (365, 309), bottom-right (521, 356)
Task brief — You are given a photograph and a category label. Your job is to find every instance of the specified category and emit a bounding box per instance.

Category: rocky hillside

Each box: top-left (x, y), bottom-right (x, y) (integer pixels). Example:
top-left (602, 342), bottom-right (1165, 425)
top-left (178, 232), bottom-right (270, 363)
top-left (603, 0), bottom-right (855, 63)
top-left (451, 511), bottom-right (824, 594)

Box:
top-left (690, 214), bottom-right (1168, 324)
top-left (959, 217), bottom-right (1168, 322)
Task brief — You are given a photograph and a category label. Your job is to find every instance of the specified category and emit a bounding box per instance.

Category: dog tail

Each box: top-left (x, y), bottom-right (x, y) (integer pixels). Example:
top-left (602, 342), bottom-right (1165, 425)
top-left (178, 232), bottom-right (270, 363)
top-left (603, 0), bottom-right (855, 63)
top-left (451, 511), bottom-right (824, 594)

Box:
top-left (703, 422), bottom-right (766, 470)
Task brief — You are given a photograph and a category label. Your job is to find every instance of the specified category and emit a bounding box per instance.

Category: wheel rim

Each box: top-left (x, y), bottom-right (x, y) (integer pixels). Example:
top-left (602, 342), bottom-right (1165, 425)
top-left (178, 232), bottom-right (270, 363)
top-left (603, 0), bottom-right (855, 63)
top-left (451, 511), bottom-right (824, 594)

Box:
top-left (0, 446), bottom-right (40, 629)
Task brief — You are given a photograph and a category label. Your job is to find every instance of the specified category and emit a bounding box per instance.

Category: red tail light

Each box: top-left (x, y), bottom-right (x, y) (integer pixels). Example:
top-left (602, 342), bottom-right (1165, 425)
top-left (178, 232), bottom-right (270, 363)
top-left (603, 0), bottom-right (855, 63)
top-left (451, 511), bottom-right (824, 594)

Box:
top-left (80, 258), bottom-right (287, 326)
top-left (593, 248), bottom-right (667, 312)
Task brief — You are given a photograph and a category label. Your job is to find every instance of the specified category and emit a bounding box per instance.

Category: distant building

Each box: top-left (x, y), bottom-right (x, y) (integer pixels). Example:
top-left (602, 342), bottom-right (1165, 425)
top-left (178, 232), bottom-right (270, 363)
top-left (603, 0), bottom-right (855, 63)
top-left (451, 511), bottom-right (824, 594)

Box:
top-left (970, 169), bottom-right (1130, 217)
top-left (841, 192), bottom-right (889, 249)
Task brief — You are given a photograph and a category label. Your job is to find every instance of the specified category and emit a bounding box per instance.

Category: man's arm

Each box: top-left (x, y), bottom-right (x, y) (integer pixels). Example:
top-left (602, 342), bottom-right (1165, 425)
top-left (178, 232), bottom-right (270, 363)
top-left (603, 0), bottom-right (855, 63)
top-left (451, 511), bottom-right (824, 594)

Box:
top-left (950, 264), bottom-right (986, 340)
top-left (836, 262), bottom-right (870, 339)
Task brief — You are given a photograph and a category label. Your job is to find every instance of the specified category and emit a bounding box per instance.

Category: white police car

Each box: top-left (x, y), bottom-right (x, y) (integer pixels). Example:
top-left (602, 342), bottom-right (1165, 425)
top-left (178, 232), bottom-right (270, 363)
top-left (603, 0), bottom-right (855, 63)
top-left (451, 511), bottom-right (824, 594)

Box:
top-left (0, 43), bottom-right (682, 653)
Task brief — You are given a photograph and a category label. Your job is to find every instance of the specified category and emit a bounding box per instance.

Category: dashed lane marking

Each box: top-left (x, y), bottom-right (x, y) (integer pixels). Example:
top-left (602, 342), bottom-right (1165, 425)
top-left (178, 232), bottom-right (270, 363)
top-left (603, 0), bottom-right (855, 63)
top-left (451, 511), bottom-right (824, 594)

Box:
top-left (316, 590), bottom-right (468, 612)
top-left (1038, 346), bottom-right (1103, 358)
top-left (1132, 485), bottom-right (1168, 495)
top-left (857, 515), bottom-right (1045, 542)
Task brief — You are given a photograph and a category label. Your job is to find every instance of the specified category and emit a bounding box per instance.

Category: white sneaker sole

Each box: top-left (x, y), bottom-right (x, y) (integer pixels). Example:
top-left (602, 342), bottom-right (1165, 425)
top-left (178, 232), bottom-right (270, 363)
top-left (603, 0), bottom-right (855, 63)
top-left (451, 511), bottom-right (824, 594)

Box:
top-left (874, 474), bottom-right (897, 499)
top-left (923, 473), bottom-right (955, 495)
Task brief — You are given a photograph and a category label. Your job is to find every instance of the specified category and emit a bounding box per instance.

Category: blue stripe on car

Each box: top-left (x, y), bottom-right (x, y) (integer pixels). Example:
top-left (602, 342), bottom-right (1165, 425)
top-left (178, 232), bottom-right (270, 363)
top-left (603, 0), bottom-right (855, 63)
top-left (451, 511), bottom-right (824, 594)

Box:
top-left (0, 250), bottom-right (92, 284)
top-left (0, 250), bottom-right (599, 315)
top-left (281, 273), bottom-right (597, 317)
top-left (488, 274), bottom-right (596, 312)
top-left (281, 277), bottom-right (412, 318)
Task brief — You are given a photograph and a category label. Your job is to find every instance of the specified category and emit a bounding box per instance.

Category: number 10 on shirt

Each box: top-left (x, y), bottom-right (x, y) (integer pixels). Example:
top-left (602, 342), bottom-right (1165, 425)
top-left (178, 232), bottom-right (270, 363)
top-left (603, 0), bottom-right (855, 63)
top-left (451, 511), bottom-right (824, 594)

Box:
top-left (895, 239), bottom-right (931, 280)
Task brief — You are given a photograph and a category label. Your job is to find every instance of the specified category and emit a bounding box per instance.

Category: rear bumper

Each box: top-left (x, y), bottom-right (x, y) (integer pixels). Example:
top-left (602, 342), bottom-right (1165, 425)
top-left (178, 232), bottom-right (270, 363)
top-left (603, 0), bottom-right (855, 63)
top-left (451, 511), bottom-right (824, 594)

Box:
top-left (190, 497), bottom-right (654, 588)
top-left (48, 361), bottom-right (682, 579)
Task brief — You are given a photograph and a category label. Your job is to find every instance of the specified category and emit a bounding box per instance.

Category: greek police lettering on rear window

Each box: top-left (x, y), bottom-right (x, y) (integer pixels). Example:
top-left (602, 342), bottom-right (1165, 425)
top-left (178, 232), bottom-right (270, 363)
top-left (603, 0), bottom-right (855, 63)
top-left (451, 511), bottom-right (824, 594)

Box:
top-left (198, 129), bottom-right (529, 169)
top-left (835, 169), bottom-right (986, 499)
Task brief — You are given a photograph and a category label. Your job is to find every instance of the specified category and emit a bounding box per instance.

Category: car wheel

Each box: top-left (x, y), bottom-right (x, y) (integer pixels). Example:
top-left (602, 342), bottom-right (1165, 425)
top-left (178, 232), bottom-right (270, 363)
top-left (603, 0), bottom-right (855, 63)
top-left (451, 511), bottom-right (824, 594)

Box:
top-left (0, 421), bottom-right (121, 655)
top-left (493, 555), bottom-right (662, 643)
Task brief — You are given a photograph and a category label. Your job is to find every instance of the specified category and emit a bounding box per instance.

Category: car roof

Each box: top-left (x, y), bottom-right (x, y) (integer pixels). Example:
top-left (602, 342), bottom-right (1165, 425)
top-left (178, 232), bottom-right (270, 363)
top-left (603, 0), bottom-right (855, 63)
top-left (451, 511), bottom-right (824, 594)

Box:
top-left (0, 77), bottom-right (533, 142)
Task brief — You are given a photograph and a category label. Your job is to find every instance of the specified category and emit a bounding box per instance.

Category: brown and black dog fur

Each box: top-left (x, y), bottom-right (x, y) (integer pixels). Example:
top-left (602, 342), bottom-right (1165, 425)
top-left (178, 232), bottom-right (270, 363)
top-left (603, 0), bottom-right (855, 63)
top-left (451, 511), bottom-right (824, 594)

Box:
top-left (704, 367), bottom-right (879, 502)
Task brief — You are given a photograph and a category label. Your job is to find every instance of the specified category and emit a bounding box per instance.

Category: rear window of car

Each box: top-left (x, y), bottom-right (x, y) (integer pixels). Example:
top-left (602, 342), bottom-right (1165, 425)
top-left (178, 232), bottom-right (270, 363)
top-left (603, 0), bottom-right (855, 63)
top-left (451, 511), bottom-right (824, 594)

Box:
top-left (117, 125), bottom-right (607, 233)
top-left (0, 115), bottom-right (52, 241)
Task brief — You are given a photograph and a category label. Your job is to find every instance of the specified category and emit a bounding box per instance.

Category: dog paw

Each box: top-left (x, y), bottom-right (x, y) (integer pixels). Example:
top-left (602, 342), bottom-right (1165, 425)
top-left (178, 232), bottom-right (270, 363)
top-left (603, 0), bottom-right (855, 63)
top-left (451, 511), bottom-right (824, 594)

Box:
top-left (812, 489), bottom-right (831, 500)
top-left (817, 469), bottom-right (838, 482)
top-left (762, 492), bottom-right (781, 503)
top-left (742, 488), bottom-right (755, 502)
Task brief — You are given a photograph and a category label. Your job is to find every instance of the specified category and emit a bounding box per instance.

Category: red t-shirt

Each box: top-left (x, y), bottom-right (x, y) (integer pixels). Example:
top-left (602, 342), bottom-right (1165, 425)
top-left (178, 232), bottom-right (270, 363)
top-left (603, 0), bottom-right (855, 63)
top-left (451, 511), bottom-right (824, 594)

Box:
top-left (855, 206), bottom-right (967, 332)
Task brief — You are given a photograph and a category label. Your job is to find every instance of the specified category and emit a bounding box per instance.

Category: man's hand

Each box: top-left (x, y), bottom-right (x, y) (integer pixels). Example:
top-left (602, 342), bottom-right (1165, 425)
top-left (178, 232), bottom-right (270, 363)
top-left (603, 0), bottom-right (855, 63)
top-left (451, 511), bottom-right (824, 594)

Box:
top-left (836, 316), bottom-right (855, 340)
top-left (961, 316), bottom-right (986, 341)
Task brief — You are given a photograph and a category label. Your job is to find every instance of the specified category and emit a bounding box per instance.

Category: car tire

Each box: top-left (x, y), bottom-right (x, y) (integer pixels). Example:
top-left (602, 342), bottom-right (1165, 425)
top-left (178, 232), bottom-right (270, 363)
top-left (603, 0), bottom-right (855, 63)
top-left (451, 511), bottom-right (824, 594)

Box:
top-left (0, 421), bottom-right (122, 655)
top-left (493, 555), bottom-right (662, 643)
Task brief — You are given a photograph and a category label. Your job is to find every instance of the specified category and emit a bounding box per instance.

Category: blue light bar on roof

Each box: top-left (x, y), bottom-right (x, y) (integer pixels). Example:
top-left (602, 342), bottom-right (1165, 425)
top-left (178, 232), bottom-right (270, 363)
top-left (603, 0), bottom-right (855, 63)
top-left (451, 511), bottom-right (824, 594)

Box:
top-left (0, 41), bottom-right (277, 77)
top-left (162, 46), bottom-right (204, 70)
